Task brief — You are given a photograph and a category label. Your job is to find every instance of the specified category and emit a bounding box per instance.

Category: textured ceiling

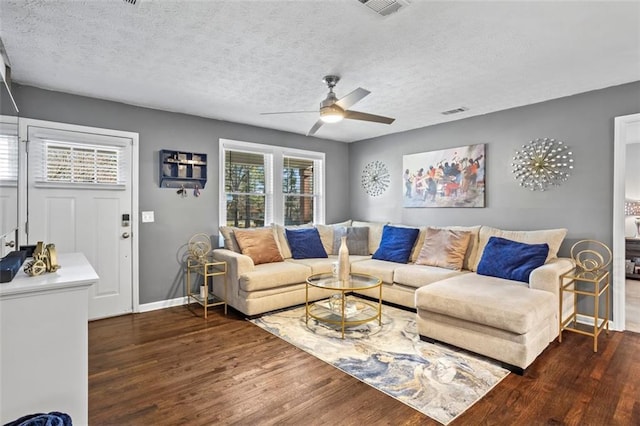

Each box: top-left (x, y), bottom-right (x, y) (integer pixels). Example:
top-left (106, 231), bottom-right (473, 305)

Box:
top-left (1, 0), bottom-right (639, 143)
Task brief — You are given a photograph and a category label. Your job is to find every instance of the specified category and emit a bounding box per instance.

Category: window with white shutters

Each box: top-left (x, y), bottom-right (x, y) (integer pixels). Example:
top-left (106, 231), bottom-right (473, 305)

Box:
top-left (32, 138), bottom-right (128, 189)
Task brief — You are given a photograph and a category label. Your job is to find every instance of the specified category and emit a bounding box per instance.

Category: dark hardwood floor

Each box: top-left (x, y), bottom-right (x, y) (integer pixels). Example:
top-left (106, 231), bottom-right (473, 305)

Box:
top-left (89, 304), bottom-right (640, 425)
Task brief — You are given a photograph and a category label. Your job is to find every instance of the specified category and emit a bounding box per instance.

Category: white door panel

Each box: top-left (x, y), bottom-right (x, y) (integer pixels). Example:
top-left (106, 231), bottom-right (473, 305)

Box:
top-left (25, 123), bottom-right (134, 320)
top-left (42, 197), bottom-right (76, 251)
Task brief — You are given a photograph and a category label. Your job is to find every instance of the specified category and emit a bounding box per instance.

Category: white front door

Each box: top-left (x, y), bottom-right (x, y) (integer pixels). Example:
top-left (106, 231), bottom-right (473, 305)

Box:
top-left (21, 119), bottom-right (138, 320)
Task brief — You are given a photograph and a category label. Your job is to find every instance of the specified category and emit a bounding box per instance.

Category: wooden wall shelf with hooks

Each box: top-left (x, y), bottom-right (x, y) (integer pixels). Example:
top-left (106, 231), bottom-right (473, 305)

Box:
top-left (159, 149), bottom-right (207, 189)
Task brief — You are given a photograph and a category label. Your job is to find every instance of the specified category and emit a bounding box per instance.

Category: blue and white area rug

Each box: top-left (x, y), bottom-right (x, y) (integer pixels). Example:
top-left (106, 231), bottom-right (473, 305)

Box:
top-left (250, 299), bottom-right (509, 425)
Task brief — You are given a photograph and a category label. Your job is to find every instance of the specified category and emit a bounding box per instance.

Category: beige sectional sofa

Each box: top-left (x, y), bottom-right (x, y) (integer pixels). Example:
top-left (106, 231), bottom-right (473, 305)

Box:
top-left (211, 220), bottom-right (575, 372)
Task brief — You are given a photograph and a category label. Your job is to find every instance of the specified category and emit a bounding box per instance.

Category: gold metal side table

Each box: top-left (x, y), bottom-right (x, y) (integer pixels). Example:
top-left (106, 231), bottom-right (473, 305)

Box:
top-left (559, 269), bottom-right (609, 352)
top-left (186, 256), bottom-right (227, 318)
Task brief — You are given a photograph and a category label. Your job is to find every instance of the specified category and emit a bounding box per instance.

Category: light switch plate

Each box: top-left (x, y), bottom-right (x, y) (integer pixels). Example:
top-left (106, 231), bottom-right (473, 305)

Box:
top-left (141, 211), bottom-right (155, 223)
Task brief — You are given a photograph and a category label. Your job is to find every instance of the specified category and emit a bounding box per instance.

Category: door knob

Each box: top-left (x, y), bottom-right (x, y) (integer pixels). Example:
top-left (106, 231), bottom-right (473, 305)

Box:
top-left (122, 232), bottom-right (130, 239)
top-left (5, 240), bottom-right (15, 247)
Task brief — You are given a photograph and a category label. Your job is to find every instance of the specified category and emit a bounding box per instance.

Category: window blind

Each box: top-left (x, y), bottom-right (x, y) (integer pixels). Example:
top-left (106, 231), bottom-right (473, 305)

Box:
top-left (223, 149), bottom-right (272, 227)
top-left (31, 138), bottom-right (128, 187)
top-left (283, 156), bottom-right (317, 225)
top-left (0, 134), bottom-right (18, 184)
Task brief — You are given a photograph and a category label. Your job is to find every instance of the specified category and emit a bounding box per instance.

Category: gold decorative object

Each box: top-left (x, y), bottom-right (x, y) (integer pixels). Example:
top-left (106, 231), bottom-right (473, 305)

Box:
top-left (24, 241), bottom-right (61, 276)
top-left (512, 138), bottom-right (574, 191)
top-left (187, 233), bottom-right (212, 262)
top-left (570, 239), bottom-right (611, 273)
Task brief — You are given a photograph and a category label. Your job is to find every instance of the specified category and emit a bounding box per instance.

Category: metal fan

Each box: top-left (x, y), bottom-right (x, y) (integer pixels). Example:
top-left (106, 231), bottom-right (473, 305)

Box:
top-left (261, 75), bottom-right (395, 136)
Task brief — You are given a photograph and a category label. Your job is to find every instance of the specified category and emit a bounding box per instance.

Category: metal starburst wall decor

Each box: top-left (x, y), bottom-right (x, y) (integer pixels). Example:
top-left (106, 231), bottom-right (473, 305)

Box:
top-left (512, 138), bottom-right (574, 191)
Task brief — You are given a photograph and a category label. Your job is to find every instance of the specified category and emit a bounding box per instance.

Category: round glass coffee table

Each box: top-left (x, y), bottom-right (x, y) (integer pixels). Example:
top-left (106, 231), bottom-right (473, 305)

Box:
top-left (306, 272), bottom-right (382, 339)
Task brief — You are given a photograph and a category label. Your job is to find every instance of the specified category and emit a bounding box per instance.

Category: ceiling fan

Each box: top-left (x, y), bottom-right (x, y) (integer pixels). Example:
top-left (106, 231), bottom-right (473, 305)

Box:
top-left (261, 75), bottom-right (395, 136)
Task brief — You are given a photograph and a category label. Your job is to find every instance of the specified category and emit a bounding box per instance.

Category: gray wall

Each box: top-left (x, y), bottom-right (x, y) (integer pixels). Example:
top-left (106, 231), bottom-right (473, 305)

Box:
top-left (13, 85), bottom-right (350, 304)
top-left (349, 81), bottom-right (640, 258)
top-left (12, 81), bottom-right (640, 306)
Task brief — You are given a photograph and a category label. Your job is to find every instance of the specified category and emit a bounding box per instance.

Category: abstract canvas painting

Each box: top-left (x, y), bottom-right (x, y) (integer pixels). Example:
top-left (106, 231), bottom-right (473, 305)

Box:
top-left (403, 144), bottom-right (485, 208)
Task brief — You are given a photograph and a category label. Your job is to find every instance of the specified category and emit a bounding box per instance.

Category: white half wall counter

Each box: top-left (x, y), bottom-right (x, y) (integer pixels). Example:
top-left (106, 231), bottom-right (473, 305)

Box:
top-left (0, 252), bottom-right (98, 425)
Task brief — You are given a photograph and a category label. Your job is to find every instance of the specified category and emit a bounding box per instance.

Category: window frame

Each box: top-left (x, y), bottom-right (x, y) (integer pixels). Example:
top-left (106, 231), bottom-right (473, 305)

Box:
top-left (219, 138), bottom-right (325, 230)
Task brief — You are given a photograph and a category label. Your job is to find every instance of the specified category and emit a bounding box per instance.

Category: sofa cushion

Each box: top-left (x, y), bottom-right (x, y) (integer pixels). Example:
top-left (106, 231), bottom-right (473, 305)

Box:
top-left (416, 227), bottom-right (472, 271)
top-left (272, 223), bottom-right (313, 259)
top-left (219, 225), bottom-right (242, 252)
top-left (239, 261), bottom-right (311, 292)
top-left (352, 220), bottom-right (387, 254)
top-left (220, 224), bottom-right (285, 255)
top-left (410, 225), bottom-right (481, 270)
top-left (477, 236), bottom-right (549, 283)
top-left (372, 225), bottom-right (419, 264)
top-left (285, 228), bottom-right (328, 259)
top-left (393, 264), bottom-right (468, 289)
top-left (350, 259), bottom-right (400, 284)
top-left (471, 226), bottom-right (567, 271)
top-left (285, 257), bottom-right (334, 275)
top-left (234, 228), bottom-right (284, 265)
top-left (332, 226), bottom-right (369, 256)
top-left (415, 273), bottom-right (555, 335)
top-left (316, 220), bottom-right (352, 254)
top-left (391, 223), bottom-right (426, 263)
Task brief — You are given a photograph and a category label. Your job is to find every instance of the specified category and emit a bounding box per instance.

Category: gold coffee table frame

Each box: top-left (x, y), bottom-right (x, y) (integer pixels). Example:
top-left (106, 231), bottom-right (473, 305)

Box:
top-left (306, 273), bottom-right (382, 339)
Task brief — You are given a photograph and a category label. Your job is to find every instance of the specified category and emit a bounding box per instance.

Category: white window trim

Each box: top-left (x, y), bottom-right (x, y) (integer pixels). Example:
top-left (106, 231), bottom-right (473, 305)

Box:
top-left (219, 138), bottom-right (325, 231)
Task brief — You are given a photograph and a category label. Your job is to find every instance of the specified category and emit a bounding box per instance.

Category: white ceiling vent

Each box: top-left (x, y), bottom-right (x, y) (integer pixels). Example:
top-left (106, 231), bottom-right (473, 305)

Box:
top-left (357, 0), bottom-right (411, 17)
top-left (441, 107), bottom-right (469, 116)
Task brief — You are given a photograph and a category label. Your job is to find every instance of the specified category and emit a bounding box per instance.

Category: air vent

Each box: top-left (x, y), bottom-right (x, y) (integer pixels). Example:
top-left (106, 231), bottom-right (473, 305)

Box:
top-left (357, 0), bottom-right (411, 17)
top-left (441, 107), bottom-right (469, 116)
top-left (122, 0), bottom-right (137, 5)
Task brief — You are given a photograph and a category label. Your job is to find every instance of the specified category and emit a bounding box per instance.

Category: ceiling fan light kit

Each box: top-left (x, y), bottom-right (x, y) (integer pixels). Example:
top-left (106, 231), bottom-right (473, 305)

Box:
top-left (261, 75), bottom-right (395, 136)
top-left (320, 105), bottom-right (344, 123)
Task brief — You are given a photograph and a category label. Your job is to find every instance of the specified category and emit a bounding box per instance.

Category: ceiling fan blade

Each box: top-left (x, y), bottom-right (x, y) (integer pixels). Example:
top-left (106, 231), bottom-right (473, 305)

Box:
top-left (307, 120), bottom-right (324, 136)
top-left (335, 88), bottom-right (370, 110)
top-left (260, 110), bottom-right (317, 115)
top-left (344, 110), bottom-right (395, 124)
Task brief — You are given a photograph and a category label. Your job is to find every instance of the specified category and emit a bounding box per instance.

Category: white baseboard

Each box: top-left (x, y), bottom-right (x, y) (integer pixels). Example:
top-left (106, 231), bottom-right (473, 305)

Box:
top-left (138, 296), bottom-right (188, 313)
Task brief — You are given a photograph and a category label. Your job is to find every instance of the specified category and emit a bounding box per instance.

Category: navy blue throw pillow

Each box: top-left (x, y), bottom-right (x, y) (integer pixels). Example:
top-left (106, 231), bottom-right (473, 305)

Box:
top-left (285, 227), bottom-right (328, 259)
top-left (372, 225), bottom-right (420, 264)
top-left (477, 236), bottom-right (549, 283)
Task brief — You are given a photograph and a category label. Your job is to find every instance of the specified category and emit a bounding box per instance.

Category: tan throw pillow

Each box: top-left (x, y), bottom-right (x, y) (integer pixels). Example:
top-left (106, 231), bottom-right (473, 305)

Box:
top-left (234, 228), bottom-right (284, 265)
top-left (419, 225), bottom-right (481, 270)
top-left (415, 228), bottom-right (472, 271)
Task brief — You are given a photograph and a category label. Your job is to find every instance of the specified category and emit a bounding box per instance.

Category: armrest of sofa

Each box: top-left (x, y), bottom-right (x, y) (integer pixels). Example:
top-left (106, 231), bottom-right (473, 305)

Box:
top-left (212, 248), bottom-right (255, 276)
top-left (529, 257), bottom-right (575, 295)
